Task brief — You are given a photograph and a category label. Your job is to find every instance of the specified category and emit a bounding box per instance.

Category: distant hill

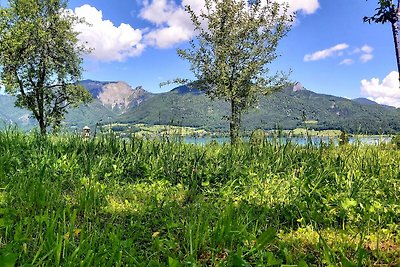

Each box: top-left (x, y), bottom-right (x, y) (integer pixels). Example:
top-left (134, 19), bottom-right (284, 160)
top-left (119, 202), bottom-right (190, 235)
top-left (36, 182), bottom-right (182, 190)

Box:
top-left (353, 97), bottom-right (379, 106)
top-left (1, 81), bottom-right (400, 134)
top-left (119, 85), bottom-right (400, 134)
top-left (353, 97), bottom-right (395, 109)
top-left (0, 95), bottom-right (35, 130)
top-left (119, 85), bottom-right (229, 131)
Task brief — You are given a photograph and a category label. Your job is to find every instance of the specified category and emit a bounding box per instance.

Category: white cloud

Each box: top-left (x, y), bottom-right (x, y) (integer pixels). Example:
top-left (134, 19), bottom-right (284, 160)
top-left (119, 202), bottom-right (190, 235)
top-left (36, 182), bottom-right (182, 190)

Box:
top-left (73, 5), bottom-right (145, 62)
top-left (351, 44), bottom-right (374, 63)
top-left (361, 45), bottom-right (373, 54)
top-left (361, 71), bottom-right (400, 107)
top-left (139, 0), bottom-right (201, 48)
top-left (139, 0), bottom-right (176, 25)
top-left (272, 0), bottom-right (320, 15)
top-left (304, 43), bottom-right (349, 62)
top-left (140, 0), bottom-right (320, 49)
top-left (305, 43), bottom-right (374, 64)
top-left (340, 58), bottom-right (354, 65)
top-left (360, 53), bottom-right (373, 63)
top-left (144, 26), bottom-right (193, 48)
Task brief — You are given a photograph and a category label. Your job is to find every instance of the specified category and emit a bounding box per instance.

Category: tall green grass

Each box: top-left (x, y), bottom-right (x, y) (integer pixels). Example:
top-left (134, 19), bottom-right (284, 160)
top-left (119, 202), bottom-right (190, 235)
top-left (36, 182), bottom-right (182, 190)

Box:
top-left (0, 128), bottom-right (399, 266)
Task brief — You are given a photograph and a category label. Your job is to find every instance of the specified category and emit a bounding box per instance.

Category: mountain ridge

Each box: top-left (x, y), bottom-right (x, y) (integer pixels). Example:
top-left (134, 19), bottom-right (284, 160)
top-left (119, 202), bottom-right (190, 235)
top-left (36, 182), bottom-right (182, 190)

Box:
top-left (118, 84), bottom-right (400, 134)
top-left (0, 81), bottom-right (399, 134)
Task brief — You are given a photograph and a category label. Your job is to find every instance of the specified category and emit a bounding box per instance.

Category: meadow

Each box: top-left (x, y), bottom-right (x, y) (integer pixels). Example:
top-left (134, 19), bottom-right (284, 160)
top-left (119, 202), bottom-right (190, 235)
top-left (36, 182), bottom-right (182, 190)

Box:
top-left (0, 128), bottom-right (399, 266)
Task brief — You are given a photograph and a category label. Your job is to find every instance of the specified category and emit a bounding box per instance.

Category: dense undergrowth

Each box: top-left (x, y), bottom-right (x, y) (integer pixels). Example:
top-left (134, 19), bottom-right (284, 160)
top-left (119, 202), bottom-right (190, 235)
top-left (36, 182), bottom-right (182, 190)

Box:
top-left (0, 128), bottom-right (399, 266)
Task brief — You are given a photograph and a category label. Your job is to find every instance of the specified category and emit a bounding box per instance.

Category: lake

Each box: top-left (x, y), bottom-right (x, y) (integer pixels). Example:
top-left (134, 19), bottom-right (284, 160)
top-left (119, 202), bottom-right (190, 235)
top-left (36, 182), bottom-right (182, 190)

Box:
top-left (183, 136), bottom-right (392, 146)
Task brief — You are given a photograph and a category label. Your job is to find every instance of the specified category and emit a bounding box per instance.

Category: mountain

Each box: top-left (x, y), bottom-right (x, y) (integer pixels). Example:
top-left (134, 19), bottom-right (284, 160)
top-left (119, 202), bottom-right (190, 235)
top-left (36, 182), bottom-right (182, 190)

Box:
top-left (0, 80), bottom-right (154, 130)
top-left (353, 97), bottom-right (395, 109)
top-left (79, 80), bottom-right (153, 114)
top-left (119, 85), bottom-right (229, 131)
top-left (0, 95), bottom-right (35, 130)
top-left (119, 85), bottom-right (400, 134)
top-left (1, 81), bottom-right (400, 134)
top-left (65, 80), bottom-right (153, 129)
top-left (353, 97), bottom-right (379, 106)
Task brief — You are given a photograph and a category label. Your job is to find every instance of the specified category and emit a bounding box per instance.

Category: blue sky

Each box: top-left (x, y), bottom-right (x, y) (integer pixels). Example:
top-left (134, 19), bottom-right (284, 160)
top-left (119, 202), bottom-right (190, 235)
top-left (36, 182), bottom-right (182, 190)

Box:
top-left (28, 1), bottom-right (400, 105)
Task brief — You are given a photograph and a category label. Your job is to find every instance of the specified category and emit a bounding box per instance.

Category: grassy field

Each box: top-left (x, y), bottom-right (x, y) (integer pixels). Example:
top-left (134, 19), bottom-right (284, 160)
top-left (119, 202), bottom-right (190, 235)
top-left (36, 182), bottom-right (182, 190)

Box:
top-left (102, 123), bottom-right (208, 137)
top-left (0, 129), bottom-right (399, 266)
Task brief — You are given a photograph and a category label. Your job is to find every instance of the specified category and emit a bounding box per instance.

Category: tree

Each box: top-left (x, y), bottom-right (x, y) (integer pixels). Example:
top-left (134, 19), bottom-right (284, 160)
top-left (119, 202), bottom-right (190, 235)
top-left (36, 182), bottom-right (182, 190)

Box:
top-left (364, 0), bottom-right (400, 84)
top-left (0, 0), bottom-right (91, 135)
top-left (177, 0), bottom-right (292, 144)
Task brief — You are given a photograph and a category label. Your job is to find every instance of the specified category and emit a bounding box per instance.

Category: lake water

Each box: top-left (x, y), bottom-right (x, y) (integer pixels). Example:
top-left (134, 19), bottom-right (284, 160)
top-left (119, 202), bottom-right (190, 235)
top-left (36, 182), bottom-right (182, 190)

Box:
top-left (183, 136), bottom-right (392, 146)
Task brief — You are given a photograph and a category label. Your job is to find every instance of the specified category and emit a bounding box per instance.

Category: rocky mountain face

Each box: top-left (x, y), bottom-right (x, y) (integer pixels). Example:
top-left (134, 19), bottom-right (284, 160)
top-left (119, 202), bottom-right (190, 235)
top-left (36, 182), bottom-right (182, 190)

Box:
top-left (80, 80), bottom-right (153, 114)
top-left (292, 83), bottom-right (305, 92)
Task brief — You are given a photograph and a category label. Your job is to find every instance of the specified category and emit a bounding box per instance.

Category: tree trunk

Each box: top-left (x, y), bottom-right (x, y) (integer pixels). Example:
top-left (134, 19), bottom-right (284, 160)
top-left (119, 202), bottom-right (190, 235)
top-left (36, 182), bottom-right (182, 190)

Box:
top-left (37, 86), bottom-right (46, 135)
top-left (39, 118), bottom-right (46, 135)
top-left (230, 98), bottom-right (241, 145)
top-left (392, 12), bottom-right (400, 84)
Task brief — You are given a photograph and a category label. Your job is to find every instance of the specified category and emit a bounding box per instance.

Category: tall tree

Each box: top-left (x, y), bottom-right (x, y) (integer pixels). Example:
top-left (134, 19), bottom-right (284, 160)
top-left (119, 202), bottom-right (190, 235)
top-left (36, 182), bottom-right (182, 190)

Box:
top-left (177, 0), bottom-right (292, 144)
top-left (364, 0), bottom-right (400, 84)
top-left (0, 0), bottom-right (91, 135)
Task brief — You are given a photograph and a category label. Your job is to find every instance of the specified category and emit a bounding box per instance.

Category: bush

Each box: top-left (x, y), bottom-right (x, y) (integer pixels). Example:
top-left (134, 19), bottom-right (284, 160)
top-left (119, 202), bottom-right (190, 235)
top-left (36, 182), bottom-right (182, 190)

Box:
top-left (338, 130), bottom-right (349, 146)
top-left (391, 134), bottom-right (400, 149)
top-left (250, 128), bottom-right (266, 146)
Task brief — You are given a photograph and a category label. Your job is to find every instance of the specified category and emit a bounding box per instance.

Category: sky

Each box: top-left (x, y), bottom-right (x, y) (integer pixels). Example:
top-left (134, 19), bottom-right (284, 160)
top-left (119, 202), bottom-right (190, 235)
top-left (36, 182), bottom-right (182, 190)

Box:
top-left (2, 0), bottom-right (400, 106)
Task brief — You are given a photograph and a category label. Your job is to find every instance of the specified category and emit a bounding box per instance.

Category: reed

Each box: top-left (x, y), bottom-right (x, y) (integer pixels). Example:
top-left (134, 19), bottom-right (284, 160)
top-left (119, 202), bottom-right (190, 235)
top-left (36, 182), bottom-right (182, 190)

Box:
top-left (0, 128), bottom-right (399, 265)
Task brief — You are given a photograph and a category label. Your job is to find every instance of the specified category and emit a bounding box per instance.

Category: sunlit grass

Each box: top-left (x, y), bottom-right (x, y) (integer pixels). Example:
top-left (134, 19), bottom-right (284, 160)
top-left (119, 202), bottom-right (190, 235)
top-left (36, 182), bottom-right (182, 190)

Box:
top-left (0, 128), bottom-right (399, 265)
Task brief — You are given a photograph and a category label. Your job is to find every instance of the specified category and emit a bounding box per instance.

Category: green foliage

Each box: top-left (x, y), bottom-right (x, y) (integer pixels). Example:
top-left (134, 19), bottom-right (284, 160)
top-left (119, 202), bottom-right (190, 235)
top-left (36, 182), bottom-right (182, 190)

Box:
top-left (391, 133), bottom-right (400, 148)
top-left (250, 128), bottom-right (266, 146)
top-left (177, 0), bottom-right (292, 144)
top-left (364, 0), bottom-right (399, 24)
top-left (0, 129), bottom-right (400, 265)
top-left (364, 0), bottom-right (400, 81)
top-left (339, 130), bottom-right (349, 146)
top-left (0, 0), bottom-right (92, 135)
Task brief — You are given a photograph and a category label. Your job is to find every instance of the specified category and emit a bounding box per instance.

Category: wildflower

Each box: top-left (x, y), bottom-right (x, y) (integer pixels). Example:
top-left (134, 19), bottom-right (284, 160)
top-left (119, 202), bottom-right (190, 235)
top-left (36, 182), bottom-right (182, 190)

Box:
top-left (64, 232), bottom-right (70, 240)
top-left (74, 229), bottom-right (81, 237)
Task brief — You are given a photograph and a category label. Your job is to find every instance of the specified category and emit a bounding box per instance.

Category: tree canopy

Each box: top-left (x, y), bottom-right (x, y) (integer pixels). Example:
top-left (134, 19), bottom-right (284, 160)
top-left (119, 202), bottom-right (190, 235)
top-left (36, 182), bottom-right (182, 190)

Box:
top-left (364, 0), bottom-right (400, 84)
top-left (177, 0), bottom-right (293, 144)
top-left (0, 0), bottom-right (91, 134)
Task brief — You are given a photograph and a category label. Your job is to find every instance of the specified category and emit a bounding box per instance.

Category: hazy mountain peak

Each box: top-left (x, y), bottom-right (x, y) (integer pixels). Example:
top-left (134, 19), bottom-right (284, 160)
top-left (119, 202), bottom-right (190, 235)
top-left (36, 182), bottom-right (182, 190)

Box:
top-left (292, 83), bottom-right (305, 92)
top-left (99, 82), bottom-right (132, 108)
top-left (97, 81), bottom-right (151, 112)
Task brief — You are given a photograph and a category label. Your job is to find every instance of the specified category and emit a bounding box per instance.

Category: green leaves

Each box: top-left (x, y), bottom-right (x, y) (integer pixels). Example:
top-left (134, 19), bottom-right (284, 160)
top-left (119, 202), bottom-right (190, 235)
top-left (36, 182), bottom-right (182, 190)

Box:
top-left (176, 0), bottom-right (292, 144)
top-left (168, 257), bottom-right (181, 267)
top-left (1, 131), bottom-right (400, 265)
top-left (256, 228), bottom-right (277, 250)
top-left (0, 0), bottom-right (91, 135)
top-left (0, 252), bottom-right (18, 267)
top-left (364, 0), bottom-right (398, 24)
top-left (364, 0), bottom-right (400, 84)
top-left (230, 253), bottom-right (250, 267)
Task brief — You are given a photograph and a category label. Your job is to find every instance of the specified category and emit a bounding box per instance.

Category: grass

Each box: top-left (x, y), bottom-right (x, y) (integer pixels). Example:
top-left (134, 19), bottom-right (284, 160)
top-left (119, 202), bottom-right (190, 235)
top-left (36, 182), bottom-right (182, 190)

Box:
top-left (0, 128), bottom-right (399, 266)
